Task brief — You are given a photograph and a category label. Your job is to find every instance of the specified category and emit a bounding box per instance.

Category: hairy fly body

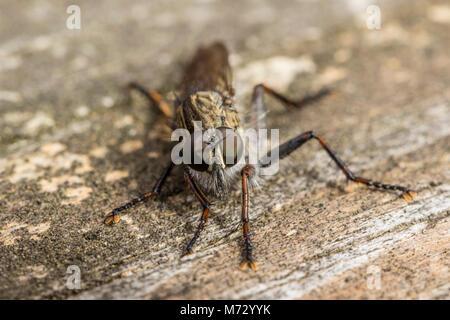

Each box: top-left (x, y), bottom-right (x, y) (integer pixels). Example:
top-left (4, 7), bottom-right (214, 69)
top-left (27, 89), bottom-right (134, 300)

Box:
top-left (104, 42), bottom-right (416, 270)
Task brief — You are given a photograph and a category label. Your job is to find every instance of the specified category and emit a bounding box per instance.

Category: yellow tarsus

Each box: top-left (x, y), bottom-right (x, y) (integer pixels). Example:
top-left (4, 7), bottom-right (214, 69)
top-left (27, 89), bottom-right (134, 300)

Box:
top-left (240, 261), bottom-right (259, 271)
top-left (402, 191), bottom-right (417, 202)
top-left (104, 214), bottom-right (119, 225)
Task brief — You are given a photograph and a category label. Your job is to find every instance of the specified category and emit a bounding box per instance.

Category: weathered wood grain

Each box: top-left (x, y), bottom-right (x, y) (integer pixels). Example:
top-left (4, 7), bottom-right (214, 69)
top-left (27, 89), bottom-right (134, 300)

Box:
top-left (0, 0), bottom-right (449, 299)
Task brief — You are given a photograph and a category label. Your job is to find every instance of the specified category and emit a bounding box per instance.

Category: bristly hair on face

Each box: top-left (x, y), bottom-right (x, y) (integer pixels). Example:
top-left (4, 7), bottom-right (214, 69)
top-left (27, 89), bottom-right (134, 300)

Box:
top-left (186, 156), bottom-right (261, 197)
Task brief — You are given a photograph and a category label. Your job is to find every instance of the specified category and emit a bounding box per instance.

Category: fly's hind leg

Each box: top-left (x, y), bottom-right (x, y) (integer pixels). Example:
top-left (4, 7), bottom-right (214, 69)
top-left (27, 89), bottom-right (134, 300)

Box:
top-left (265, 131), bottom-right (416, 201)
top-left (250, 83), bottom-right (332, 130)
top-left (128, 81), bottom-right (175, 127)
top-left (254, 84), bottom-right (332, 110)
top-left (104, 162), bottom-right (174, 225)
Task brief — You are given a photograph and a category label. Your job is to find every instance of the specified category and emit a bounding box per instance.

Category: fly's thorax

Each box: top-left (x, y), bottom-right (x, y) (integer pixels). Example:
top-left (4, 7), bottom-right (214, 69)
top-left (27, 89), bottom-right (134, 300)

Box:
top-left (176, 91), bottom-right (241, 132)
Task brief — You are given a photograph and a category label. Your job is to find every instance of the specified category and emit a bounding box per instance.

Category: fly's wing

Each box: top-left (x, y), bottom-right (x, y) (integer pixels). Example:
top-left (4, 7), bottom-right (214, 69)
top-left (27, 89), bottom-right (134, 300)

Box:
top-left (180, 42), bottom-right (233, 98)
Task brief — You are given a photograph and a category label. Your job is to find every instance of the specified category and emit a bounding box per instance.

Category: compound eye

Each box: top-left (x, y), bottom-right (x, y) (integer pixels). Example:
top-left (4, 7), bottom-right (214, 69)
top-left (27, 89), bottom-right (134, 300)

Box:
top-left (188, 132), bottom-right (209, 172)
top-left (189, 162), bottom-right (209, 172)
top-left (189, 163), bottom-right (209, 172)
top-left (216, 127), bottom-right (243, 167)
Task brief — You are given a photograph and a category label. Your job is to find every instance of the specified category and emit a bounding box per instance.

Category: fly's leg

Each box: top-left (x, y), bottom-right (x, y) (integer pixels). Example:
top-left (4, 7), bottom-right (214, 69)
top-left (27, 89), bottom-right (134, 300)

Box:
top-left (183, 170), bottom-right (212, 256)
top-left (104, 162), bottom-right (174, 225)
top-left (128, 82), bottom-right (175, 127)
top-left (250, 83), bottom-right (331, 130)
top-left (264, 131), bottom-right (416, 201)
top-left (239, 165), bottom-right (258, 271)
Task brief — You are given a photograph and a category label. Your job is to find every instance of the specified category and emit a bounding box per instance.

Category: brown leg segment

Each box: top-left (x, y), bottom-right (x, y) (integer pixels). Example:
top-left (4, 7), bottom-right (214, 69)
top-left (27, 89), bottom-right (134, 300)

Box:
top-left (128, 81), bottom-right (175, 120)
top-left (271, 131), bottom-right (417, 201)
top-left (183, 170), bottom-right (212, 255)
top-left (239, 165), bottom-right (258, 271)
top-left (104, 162), bottom-right (174, 225)
top-left (254, 83), bottom-right (331, 109)
top-left (250, 83), bottom-right (331, 130)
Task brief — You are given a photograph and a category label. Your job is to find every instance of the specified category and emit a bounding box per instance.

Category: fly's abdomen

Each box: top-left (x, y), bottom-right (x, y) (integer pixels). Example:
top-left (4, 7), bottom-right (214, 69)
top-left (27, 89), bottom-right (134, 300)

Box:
top-left (180, 42), bottom-right (233, 98)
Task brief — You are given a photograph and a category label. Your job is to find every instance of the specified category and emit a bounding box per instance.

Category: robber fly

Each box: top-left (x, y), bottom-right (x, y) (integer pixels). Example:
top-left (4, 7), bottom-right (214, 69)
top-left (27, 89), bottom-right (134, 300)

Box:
top-left (104, 42), bottom-right (416, 270)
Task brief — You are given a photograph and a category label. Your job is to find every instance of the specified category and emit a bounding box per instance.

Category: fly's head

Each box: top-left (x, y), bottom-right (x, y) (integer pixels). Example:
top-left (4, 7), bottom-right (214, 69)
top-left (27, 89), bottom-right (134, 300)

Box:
top-left (187, 126), bottom-right (245, 196)
top-left (176, 90), bottom-right (244, 195)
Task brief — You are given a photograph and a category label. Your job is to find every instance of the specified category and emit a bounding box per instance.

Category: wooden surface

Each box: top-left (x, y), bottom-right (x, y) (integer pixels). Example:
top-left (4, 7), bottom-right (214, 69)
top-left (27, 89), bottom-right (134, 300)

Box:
top-left (0, 0), bottom-right (449, 299)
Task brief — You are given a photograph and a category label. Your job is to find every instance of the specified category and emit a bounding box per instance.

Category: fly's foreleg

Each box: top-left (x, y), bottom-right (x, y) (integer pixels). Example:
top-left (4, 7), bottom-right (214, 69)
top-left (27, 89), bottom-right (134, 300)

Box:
top-left (239, 165), bottom-right (258, 271)
top-left (270, 131), bottom-right (417, 201)
top-left (183, 170), bottom-right (212, 256)
top-left (104, 162), bottom-right (174, 225)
